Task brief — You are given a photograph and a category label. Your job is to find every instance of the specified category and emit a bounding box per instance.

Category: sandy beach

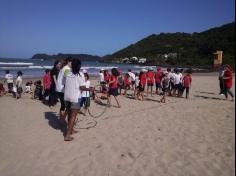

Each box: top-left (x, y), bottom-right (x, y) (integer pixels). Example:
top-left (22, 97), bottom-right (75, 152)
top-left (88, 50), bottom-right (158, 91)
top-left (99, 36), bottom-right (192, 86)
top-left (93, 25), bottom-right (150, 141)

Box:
top-left (0, 75), bottom-right (235, 176)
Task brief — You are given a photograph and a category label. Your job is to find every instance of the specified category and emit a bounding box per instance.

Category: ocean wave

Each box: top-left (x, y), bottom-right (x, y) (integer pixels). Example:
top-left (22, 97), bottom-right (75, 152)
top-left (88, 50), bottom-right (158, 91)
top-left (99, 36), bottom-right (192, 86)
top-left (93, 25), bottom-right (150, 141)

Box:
top-left (0, 62), bottom-right (33, 66)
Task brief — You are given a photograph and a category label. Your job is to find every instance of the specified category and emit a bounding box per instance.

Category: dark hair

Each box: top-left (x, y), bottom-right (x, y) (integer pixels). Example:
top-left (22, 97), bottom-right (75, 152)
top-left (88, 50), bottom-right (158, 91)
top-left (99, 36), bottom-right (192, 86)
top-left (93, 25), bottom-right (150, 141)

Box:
top-left (167, 68), bottom-right (171, 72)
top-left (17, 71), bottom-right (23, 76)
top-left (66, 57), bottom-right (73, 63)
top-left (128, 69), bottom-right (131, 72)
top-left (71, 59), bottom-right (81, 75)
top-left (53, 60), bottom-right (60, 68)
top-left (5, 70), bottom-right (10, 74)
top-left (84, 73), bottom-right (89, 80)
top-left (111, 68), bottom-right (119, 77)
top-left (45, 69), bottom-right (50, 73)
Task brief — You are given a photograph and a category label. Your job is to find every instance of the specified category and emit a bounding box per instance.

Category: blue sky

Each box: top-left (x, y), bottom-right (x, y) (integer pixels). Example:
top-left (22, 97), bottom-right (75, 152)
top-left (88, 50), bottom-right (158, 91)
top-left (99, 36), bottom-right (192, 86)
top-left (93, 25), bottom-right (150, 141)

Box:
top-left (0, 0), bottom-right (235, 58)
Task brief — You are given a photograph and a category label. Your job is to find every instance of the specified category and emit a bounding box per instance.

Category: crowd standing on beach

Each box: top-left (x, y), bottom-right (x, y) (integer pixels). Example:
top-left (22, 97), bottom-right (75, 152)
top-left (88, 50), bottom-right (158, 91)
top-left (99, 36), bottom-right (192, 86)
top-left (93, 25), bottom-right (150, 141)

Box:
top-left (0, 58), bottom-right (234, 141)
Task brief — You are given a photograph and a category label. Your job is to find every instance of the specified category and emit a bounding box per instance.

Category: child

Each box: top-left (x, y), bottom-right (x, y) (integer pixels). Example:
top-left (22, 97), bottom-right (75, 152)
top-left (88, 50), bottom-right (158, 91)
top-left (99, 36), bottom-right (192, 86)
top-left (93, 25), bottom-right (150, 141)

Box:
top-left (123, 73), bottom-right (131, 95)
top-left (134, 73), bottom-right (140, 98)
top-left (0, 83), bottom-right (6, 96)
top-left (25, 81), bottom-right (33, 93)
top-left (43, 69), bottom-right (51, 103)
top-left (108, 68), bottom-right (121, 108)
top-left (155, 67), bottom-right (162, 95)
top-left (4, 70), bottom-right (14, 93)
top-left (137, 69), bottom-right (147, 101)
top-left (182, 71), bottom-right (192, 99)
top-left (146, 67), bottom-right (155, 97)
top-left (80, 73), bottom-right (91, 115)
top-left (117, 73), bottom-right (124, 95)
top-left (160, 71), bottom-right (170, 103)
top-left (34, 80), bottom-right (43, 100)
top-left (16, 71), bottom-right (23, 99)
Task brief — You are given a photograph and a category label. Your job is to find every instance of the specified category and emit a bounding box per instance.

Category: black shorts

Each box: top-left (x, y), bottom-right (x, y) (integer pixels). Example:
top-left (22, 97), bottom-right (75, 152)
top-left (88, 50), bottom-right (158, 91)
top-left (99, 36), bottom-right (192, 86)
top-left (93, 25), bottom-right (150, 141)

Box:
top-left (80, 97), bottom-right (90, 108)
top-left (65, 100), bottom-right (81, 110)
top-left (162, 87), bottom-right (169, 92)
top-left (7, 83), bottom-right (13, 92)
top-left (108, 88), bottom-right (119, 96)
top-left (131, 81), bottom-right (135, 85)
top-left (138, 85), bottom-right (145, 92)
top-left (156, 82), bottom-right (161, 89)
top-left (17, 87), bottom-right (23, 94)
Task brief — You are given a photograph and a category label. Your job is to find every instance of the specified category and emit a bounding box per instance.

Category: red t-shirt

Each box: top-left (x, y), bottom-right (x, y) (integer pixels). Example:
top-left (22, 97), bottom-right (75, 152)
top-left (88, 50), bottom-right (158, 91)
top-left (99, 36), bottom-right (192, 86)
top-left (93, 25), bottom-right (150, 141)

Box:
top-left (104, 73), bottom-right (110, 83)
top-left (147, 71), bottom-right (154, 84)
top-left (43, 73), bottom-right (51, 90)
top-left (109, 75), bottom-right (118, 89)
top-left (183, 75), bottom-right (192, 87)
top-left (224, 70), bottom-right (233, 88)
top-left (124, 75), bottom-right (130, 86)
top-left (140, 73), bottom-right (147, 86)
top-left (155, 71), bottom-right (161, 84)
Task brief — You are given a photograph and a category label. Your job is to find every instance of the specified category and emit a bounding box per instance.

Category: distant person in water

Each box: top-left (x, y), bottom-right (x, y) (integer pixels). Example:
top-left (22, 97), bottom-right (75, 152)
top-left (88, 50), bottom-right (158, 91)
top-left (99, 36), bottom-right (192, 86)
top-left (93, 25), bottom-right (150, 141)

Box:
top-left (16, 71), bottom-right (23, 99)
top-left (4, 70), bottom-right (14, 93)
top-left (49, 60), bottom-right (61, 107)
top-left (108, 68), bottom-right (121, 108)
top-left (223, 65), bottom-right (234, 101)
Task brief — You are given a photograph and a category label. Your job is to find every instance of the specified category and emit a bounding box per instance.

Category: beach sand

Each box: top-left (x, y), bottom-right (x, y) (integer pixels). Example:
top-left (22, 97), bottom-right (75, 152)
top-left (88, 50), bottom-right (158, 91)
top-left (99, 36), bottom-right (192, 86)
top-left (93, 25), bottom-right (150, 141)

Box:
top-left (0, 75), bottom-right (235, 176)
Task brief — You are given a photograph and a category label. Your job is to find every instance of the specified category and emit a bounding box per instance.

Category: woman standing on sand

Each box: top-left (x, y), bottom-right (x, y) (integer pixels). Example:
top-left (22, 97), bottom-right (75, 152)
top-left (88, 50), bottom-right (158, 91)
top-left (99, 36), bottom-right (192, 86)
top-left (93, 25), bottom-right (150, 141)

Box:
top-left (49, 60), bottom-right (61, 107)
top-left (223, 65), bottom-right (234, 101)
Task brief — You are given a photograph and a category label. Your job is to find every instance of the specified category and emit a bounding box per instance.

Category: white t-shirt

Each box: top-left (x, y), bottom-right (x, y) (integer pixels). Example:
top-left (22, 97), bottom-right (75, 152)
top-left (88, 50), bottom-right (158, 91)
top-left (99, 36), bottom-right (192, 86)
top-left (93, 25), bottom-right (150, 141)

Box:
top-left (128, 72), bottom-right (136, 81)
top-left (81, 80), bottom-right (90, 98)
top-left (16, 76), bottom-right (22, 87)
top-left (64, 71), bottom-right (85, 103)
top-left (99, 72), bottom-right (104, 82)
top-left (174, 73), bottom-right (181, 85)
top-left (5, 73), bottom-right (13, 83)
top-left (135, 76), bottom-right (140, 87)
top-left (57, 65), bottom-right (71, 92)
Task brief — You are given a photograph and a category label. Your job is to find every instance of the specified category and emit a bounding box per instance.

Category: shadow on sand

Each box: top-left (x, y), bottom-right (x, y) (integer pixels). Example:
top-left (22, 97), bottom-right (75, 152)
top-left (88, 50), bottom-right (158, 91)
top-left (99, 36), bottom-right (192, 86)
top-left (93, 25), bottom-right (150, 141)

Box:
top-left (194, 95), bottom-right (226, 101)
top-left (44, 112), bottom-right (67, 136)
top-left (195, 91), bottom-right (217, 95)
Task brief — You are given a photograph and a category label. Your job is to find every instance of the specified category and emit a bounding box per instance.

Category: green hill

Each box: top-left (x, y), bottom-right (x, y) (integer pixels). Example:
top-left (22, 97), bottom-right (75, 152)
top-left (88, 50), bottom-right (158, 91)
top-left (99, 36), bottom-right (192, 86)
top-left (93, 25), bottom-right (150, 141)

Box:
top-left (104, 22), bottom-right (235, 70)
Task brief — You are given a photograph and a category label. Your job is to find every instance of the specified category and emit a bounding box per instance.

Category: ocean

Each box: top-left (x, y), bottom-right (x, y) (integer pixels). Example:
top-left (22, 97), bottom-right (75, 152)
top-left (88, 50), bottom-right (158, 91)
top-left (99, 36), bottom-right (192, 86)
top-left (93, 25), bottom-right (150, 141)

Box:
top-left (0, 58), bottom-right (157, 78)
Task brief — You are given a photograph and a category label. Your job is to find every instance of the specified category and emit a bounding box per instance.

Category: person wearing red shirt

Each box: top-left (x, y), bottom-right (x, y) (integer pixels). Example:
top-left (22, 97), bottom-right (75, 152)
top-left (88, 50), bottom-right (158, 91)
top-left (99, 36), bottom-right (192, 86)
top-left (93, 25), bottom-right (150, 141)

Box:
top-left (123, 73), bottom-right (131, 95)
top-left (155, 67), bottom-right (162, 95)
top-left (104, 70), bottom-right (110, 84)
top-left (223, 65), bottom-right (234, 101)
top-left (182, 71), bottom-right (192, 99)
top-left (146, 68), bottom-right (155, 97)
top-left (43, 69), bottom-right (51, 103)
top-left (108, 68), bottom-right (121, 108)
top-left (137, 69), bottom-right (147, 101)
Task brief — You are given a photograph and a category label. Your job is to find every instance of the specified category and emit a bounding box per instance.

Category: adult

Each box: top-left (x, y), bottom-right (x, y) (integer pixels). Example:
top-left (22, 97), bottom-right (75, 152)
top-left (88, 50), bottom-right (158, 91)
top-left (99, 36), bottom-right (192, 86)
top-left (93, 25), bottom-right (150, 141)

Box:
top-left (56, 57), bottom-right (72, 119)
top-left (223, 65), bottom-right (234, 101)
top-left (49, 60), bottom-right (61, 107)
top-left (4, 70), bottom-right (14, 93)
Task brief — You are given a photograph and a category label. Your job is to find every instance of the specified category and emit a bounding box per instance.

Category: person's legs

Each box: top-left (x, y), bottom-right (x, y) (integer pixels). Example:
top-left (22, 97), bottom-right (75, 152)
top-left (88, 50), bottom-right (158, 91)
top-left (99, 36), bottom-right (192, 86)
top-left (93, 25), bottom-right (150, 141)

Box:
top-left (146, 85), bottom-right (149, 97)
top-left (150, 85), bottom-right (153, 96)
top-left (224, 88), bottom-right (228, 99)
top-left (113, 96), bottom-right (121, 108)
top-left (64, 109), bottom-right (78, 141)
top-left (226, 89), bottom-right (234, 100)
top-left (186, 87), bottom-right (189, 99)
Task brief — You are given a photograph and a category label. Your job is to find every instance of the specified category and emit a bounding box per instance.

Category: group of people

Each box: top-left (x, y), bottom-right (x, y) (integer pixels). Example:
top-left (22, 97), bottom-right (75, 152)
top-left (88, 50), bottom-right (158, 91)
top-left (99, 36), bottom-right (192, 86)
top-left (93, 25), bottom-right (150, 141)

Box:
top-left (0, 70), bottom-right (23, 98)
top-left (98, 67), bottom-right (193, 103)
top-left (0, 60), bottom-right (234, 141)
